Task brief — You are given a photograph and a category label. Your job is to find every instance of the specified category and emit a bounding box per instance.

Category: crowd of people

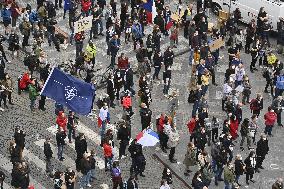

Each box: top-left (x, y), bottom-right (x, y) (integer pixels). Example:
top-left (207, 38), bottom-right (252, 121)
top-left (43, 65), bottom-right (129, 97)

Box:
top-left (1, 0), bottom-right (284, 188)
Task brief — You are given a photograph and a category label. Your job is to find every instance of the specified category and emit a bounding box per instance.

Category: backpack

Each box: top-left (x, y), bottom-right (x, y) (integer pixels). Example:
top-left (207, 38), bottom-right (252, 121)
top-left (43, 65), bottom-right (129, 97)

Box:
top-left (249, 99), bottom-right (257, 111)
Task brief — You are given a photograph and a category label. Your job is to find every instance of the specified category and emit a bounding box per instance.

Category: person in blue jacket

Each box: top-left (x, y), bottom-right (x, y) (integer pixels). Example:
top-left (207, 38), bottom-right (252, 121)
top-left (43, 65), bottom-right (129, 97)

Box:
top-left (1, 4), bottom-right (12, 35)
top-left (275, 72), bottom-right (284, 98)
top-left (63, 0), bottom-right (71, 19)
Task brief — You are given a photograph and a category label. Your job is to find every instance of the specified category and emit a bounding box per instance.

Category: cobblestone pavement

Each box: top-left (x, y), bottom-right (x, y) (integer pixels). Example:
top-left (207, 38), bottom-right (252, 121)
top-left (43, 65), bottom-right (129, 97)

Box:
top-left (0, 0), bottom-right (284, 189)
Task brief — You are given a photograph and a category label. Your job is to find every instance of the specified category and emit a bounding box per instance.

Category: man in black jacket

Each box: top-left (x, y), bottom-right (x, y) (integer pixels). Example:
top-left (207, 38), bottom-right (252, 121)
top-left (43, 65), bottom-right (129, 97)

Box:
top-left (56, 128), bottom-right (66, 161)
top-left (44, 137), bottom-right (53, 177)
top-left (139, 103), bottom-right (152, 130)
top-left (117, 123), bottom-right (130, 159)
top-left (128, 139), bottom-right (142, 175)
top-left (75, 133), bottom-right (88, 171)
top-left (255, 134), bottom-right (269, 172)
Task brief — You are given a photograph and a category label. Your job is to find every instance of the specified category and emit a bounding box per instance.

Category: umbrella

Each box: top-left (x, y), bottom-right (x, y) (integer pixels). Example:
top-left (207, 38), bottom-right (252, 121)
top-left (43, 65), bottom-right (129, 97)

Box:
top-left (136, 129), bottom-right (159, 147)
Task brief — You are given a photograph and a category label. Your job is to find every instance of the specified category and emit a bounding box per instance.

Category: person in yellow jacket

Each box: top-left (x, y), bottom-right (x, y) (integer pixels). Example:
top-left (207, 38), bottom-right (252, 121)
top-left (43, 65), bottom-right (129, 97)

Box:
top-left (201, 69), bottom-right (211, 96)
top-left (85, 40), bottom-right (97, 66)
top-left (267, 51), bottom-right (277, 65)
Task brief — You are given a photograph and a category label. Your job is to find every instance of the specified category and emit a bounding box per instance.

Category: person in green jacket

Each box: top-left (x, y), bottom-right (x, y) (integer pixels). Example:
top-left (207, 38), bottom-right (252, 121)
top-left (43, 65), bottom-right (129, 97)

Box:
top-left (28, 78), bottom-right (39, 111)
top-left (224, 161), bottom-right (236, 189)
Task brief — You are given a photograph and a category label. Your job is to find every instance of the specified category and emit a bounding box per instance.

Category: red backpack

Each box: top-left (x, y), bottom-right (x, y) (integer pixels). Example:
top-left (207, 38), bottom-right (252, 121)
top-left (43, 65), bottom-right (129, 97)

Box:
top-left (250, 99), bottom-right (257, 111)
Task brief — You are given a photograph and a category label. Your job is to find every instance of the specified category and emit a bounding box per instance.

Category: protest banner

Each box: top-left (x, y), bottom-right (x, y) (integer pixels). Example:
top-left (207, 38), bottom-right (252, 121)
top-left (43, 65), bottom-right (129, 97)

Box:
top-left (74, 15), bottom-right (93, 34)
top-left (209, 37), bottom-right (225, 52)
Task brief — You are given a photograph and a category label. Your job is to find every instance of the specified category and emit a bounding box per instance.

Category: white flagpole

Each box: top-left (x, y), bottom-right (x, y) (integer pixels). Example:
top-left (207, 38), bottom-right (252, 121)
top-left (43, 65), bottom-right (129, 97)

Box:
top-left (40, 67), bottom-right (56, 95)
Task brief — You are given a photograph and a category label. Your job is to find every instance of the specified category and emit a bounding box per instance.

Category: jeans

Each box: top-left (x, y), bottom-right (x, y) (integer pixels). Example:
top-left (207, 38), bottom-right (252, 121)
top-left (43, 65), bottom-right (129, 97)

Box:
top-left (201, 85), bottom-right (208, 96)
top-left (30, 99), bottom-right (36, 111)
top-left (111, 54), bottom-right (117, 68)
top-left (153, 66), bottom-right (161, 80)
top-left (275, 88), bottom-right (284, 98)
top-left (215, 166), bottom-right (224, 182)
top-left (75, 42), bottom-right (84, 58)
top-left (57, 145), bottom-right (64, 159)
top-left (188, 48), bottom-right (194, 65)
top-left (264, 125), bottom-right (273, 136)
top-left (100, 121), bottom-right (107, 144)
top-left (119, 140), bottom-right (128, 158)
top-left (169, 147), bottom-right (176, 160)
top-left (68, 129), bottom-right (75, 142)
top-left (90, 168), bottom-right (96, 179)
top-left (46, 157), bottom-right (53, 174)
top-left (104, 157), bottom-right (113, 170)
top-left (240, 135), bottom-right (251, 148)
top-left (224, 181), bottom-right (232, 189)
top-left (79, 170), bottom-right (92, 187)
top-left (235, 175), bottom-right (241, 184)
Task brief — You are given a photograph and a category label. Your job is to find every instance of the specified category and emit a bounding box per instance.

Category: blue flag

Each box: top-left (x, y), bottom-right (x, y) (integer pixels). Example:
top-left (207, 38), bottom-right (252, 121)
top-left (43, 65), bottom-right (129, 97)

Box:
top-left (41, 67), bottom-right (95, 115)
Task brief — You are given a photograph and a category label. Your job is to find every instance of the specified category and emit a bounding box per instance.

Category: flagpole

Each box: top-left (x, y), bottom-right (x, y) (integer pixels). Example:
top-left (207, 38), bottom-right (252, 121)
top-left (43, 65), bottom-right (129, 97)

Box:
top-left (40, 67), bottom-right (56, 95)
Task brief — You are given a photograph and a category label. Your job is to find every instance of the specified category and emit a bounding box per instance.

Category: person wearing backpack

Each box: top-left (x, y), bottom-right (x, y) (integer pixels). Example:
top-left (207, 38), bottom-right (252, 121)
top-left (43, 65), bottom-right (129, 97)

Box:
top-left (112, 161), bottom-right (124, 189)
top-left (250, 94), bottom-right (263, 117)
top-left (275, 72), bottom-right (284, 98)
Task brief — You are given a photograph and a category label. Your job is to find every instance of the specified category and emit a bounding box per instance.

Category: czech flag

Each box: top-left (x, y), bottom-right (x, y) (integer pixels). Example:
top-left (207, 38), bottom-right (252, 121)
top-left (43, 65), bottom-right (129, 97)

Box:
top-left (136, 129), bottom-right (159, 146)
top-left (142, 0), bottom-right (157, 23)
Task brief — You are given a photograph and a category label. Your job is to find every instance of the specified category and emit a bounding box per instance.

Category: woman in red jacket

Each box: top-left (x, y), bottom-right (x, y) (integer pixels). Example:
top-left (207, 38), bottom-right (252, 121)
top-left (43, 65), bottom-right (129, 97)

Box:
top-left (264, 106), bottom-right (277, 136)
top-left (103, 140), bottom-right (113, 172)
top-left (56, 111), bottom-right (68, 132)
top-left (229, 115), bottom-right (239, 140)
top-left (117, 53), bottom-right (129, 70)
top-left (81, 0), bottom-right (91, 16)
top-left (19, 72), bottom-right (31, 94)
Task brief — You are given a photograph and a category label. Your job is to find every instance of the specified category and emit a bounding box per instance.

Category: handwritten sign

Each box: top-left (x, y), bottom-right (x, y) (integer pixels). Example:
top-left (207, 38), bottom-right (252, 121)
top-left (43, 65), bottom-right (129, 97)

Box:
top-left (209, 37), bottom-right (225, 52)
top-left (74, 15), bottom-right (93, 34)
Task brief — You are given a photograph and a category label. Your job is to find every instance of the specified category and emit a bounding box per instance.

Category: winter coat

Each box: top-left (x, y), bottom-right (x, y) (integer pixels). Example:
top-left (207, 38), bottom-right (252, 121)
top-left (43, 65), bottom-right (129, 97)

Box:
top-left (56, 132), bottom-right (66, 146)
top-left (28, 84), bottom-right (39, 100)
top-left (19, 73), bottom-right (31, 90)
top-left (64, 0), bottom-right (71, 10)
top-left (81, 0), bottom-right (91, 12)
top-left (103, 143), bottom-right (112, 157)
top-left (187, 118), bottom-right (197, 134)
top-left (122, 96), bottom-right (132, 108)
top-left (44, 142), bottom-right (53, 159)
top-left (264, 111), bottom-right (277, 126)
top-left (80, 158), bottom-right (91, 174)
top-left (1, 8), bottom-right (11, 22)
top-left (183, 148), bottom-right (196, 167)
top-left (117, 57), bottom-right (129, 70)
top-left (117, 126), bottom-right (130, 142)
top-left (14, 131), bottom-right (25, 149)
top-left (244, 155), bottom-right (256, 174)
top-left (75, 137), bottom-right (88, 158)
top-left (224, 166), bottom-right (235, 183)
top-left (229, 119), bottom-right (239, 139)
top-left (234, 159), bottom-right (245, 175)
top-left (10, 146), bottom-right (22, 164)
top-left (256, 139), bottom-right (269, 157)
top-left (56, 111), bottom-right (67, 131)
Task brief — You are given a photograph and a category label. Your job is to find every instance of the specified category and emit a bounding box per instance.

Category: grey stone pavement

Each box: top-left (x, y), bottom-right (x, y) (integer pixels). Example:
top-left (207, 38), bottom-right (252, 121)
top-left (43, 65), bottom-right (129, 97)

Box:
top-left (0, 0), bottom-right (284, 188)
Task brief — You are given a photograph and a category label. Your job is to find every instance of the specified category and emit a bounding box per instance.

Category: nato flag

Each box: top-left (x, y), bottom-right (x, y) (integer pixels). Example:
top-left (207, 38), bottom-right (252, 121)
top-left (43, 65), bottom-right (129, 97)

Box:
top-left (41, 67), bottom-right (95, 115)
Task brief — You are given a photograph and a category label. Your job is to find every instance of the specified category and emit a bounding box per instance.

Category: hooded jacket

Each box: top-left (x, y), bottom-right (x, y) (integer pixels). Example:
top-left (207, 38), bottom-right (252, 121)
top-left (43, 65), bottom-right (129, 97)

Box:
top-left (56, 111), bottom-right (67, 130)
top-left (264, 111), bottom-right (277, 126)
